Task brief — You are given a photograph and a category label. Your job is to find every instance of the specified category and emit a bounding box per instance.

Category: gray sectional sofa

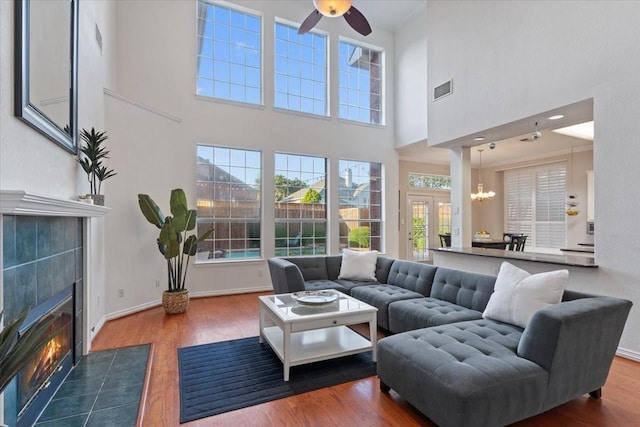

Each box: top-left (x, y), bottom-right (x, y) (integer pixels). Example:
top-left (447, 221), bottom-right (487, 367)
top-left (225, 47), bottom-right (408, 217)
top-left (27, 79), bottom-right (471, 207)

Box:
top-left (267, 255), bottom-right (632, 427)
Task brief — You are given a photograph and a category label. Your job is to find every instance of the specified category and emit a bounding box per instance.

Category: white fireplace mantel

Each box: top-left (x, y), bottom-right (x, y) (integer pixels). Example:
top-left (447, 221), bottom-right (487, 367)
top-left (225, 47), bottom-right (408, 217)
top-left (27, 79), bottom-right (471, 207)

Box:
top-left (1, 190), bottom-right (109, 358)
top-left (0, 190), bottom-right (110, 217)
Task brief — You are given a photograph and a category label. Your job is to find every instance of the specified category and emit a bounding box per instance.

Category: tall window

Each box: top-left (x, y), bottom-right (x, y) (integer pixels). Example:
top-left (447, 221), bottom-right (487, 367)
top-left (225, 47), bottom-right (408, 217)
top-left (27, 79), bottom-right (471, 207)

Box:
top-left (196, 145), bottom-right (261, 260)
top-left (196, 1), bottom-right (262, 104)
top-left (274, 22), bottom-right (327, 115)
top-left (339, 160), bottom-right (382, 251)
top-left (504, 163), bottom-right (567, 252)
top-left (274, 153), bottom-right (327, 256)
top-left (338, 40), bottom-right (383, 125)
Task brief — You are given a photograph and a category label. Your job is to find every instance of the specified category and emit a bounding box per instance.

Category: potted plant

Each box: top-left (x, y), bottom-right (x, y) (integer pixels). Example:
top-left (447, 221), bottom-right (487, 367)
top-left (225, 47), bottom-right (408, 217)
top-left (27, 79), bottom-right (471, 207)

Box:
top-left (138, 189), bottom-right (213, 314)
top-left (76, 127), bottom-right (116, 206)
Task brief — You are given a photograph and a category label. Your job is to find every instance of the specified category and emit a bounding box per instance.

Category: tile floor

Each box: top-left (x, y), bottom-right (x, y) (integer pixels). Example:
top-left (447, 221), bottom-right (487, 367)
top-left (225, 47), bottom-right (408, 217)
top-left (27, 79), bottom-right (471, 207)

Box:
top-left (33, 344), bottom-right (150, 427)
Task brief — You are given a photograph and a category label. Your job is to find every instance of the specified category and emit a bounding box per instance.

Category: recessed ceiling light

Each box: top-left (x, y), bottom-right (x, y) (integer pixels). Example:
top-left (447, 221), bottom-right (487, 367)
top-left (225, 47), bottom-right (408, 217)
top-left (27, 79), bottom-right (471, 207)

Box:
top-left (473, 137), bottom-right (485, 141)
top-left (548, 114), bottom-right (564, 120)
top-left (552, 121), bottom-right (594, 140)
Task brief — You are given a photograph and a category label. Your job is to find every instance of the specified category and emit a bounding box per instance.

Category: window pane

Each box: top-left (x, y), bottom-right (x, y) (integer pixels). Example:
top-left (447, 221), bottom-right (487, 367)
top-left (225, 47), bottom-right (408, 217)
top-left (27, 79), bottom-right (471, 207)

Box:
top-left (338, 40), bottom-right (384, 125)
top-left (197, 1), bottom-right (261, 105)
top-left (339, 159), bottom-right (383, 252)
top-left (408, 173), bottom-right (452, 189)
top-left (275, 153), bottom-right (327, 256)
top-left (197, 145), bottom-right (262, 261)
top-left (273, 22), bottom-right (326, 116)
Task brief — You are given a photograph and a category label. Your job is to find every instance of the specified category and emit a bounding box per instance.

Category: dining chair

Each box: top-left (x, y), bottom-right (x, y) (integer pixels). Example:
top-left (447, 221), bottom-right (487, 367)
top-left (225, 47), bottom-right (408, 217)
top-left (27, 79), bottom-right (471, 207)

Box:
top-left (439, 234), bottom-right (451, 248)
top-left (503, 233), bottom-right (527, 251)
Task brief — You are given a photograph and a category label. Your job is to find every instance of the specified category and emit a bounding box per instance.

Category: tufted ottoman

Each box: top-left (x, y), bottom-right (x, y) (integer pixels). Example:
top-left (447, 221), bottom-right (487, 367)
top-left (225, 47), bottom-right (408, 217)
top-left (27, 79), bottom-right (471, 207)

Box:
top-left (377, 320), bottom-right (548, 427)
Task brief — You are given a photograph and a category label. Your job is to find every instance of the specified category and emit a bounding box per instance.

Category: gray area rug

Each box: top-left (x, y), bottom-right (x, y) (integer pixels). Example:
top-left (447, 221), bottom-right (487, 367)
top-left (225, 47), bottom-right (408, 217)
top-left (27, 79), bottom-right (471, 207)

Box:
top-left (178, 336), bottom-right (376, 423)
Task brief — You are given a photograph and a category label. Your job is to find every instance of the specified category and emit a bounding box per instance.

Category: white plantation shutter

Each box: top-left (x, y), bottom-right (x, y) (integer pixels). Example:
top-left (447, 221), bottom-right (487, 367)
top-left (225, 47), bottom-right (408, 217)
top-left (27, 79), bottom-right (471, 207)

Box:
top-left (504, 163), bottom-right (567, 252)
top-left (504, 172), bottom-right (533, 239)
top-left (535, 166), bottom-right (567, 248)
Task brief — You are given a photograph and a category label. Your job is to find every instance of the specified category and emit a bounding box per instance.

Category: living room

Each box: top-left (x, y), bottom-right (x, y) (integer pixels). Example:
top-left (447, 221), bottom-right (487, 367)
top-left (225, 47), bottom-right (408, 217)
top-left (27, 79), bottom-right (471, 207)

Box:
top-left (1, 0), bottom-right (639, 426)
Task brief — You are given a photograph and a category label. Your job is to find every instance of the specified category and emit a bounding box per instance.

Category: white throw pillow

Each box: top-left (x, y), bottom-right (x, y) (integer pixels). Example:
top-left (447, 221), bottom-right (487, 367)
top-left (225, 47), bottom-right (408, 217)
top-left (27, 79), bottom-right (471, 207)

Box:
top-left (482, 262), bottom-right (568, 328)
top-left (338, 249), bottom-right (378, 281)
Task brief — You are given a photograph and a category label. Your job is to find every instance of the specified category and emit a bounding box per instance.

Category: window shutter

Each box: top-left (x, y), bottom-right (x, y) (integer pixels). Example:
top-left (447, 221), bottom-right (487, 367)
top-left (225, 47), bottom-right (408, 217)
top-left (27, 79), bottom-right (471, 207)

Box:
top-left (504, 172), bottom-right (533, 238)
top-left (504, 163), bottom-right (567, 252)
top-left (535, 166), bottom-right (567, 248)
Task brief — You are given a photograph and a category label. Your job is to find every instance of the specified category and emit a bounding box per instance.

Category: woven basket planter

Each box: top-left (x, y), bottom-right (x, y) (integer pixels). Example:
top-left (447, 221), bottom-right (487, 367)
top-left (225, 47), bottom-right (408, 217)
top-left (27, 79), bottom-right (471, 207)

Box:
top-left (162, 289), bottom-right (189, 314)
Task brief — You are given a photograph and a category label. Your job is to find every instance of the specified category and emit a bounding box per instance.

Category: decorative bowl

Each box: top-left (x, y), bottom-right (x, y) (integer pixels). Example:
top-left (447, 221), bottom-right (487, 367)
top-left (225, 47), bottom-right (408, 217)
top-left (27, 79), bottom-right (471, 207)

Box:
top-left (292, 290), bottom-right (338, 305)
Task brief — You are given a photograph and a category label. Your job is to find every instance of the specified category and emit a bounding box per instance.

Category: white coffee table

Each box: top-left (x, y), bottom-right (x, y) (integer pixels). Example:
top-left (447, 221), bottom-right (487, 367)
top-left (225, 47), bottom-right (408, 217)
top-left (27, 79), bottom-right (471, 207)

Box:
top-left (258, 290), bottom-right (378, 381)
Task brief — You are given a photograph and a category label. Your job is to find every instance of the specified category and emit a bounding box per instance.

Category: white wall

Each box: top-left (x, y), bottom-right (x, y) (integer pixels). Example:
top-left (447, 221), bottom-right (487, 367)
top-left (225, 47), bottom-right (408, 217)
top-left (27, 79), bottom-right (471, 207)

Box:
top-left (394, 4), bottom-right (428, 147)
top-left (427, 1), bottom-right (640, 356)
top-left (102, 0), bottom-right (400, 315)
top-left (0, 0), bottom-right (115, 338)
top-left (0, 1), bottom-right (77, 199)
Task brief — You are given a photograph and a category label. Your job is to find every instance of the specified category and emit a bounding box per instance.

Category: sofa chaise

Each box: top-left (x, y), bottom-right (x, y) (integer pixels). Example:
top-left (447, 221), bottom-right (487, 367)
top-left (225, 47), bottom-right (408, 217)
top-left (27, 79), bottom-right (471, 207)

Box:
top-left (267, 254), bottom-right (632, 426)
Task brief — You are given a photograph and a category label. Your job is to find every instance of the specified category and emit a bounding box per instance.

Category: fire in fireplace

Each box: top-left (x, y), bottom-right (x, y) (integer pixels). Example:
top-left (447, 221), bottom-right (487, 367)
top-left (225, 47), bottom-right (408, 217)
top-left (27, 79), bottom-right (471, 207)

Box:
top-left (8, 286), bottom-right (76, 427)
top-left (17, 302), bottom-right (72, 414)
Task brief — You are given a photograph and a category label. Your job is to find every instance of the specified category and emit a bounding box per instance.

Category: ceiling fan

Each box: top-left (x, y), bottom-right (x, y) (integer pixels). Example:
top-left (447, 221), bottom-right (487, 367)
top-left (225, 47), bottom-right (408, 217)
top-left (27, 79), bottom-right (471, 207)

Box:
top-left (298, 0), bottom-right (372, 36)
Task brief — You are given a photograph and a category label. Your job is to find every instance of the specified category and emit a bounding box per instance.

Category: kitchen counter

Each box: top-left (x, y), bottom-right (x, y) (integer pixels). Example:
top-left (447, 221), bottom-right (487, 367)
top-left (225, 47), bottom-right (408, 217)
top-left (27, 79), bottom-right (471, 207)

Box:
top-left (432, 247), bottom-right (597, 268)
top-left (561, 247), bottom-right (595, 254)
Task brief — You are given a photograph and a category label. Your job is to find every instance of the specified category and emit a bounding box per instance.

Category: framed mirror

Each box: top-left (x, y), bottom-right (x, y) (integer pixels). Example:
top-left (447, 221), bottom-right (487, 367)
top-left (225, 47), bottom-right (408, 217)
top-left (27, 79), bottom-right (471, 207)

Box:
top-left (15, 0), bottom-right (79, 154)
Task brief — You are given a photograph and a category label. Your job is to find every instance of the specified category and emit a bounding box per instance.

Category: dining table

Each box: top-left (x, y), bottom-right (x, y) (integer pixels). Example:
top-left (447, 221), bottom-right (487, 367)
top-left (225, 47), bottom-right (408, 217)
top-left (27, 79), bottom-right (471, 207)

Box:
top-left (471, 239), bottom-right (508, 250)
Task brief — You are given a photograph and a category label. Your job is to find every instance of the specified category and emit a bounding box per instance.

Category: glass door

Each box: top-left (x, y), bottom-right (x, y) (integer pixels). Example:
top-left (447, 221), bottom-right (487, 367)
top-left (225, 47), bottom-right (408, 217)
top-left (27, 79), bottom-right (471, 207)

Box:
top-left (406, 195), bottom-right (451, 261)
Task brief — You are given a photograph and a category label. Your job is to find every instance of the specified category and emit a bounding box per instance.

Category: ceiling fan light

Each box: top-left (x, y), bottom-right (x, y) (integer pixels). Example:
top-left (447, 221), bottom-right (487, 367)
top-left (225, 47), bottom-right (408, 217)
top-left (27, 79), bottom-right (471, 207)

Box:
top-left (313, 0), bottom-right (352, 17)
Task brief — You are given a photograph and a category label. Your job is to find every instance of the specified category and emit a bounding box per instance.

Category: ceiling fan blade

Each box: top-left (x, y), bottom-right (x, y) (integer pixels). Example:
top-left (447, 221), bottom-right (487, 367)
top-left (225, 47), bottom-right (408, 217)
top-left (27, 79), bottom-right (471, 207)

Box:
top-left (298, 10), bottom-right (322, 35)
top-left (344, 6), bottom-right (372, 36)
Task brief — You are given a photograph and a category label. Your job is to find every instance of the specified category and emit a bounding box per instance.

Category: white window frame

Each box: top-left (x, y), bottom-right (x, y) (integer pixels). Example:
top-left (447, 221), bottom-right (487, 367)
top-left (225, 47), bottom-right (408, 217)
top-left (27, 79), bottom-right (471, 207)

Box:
top-left (274, 19), bottom-right (328, 116)
top-left (274, 152), bottom-right (327, 256)
top-left (408, 172), bottom-right (451, 190)
top-left (338, 37), bottom-right (385, 126)
top-left (196, 0), bottom-right (263, 105)
top-left (196, 144), bottom-right (262, 262)
top-left (338, 159), bottom-right (383, 251)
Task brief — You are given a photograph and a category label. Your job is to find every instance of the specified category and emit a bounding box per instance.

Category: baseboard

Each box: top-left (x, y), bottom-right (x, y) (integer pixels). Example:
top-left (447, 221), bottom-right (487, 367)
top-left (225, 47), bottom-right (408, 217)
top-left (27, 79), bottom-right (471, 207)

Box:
top-left (85, 315), bottom-right (107, 354)
top-left (189, 286), bottom-right (273, 298)
top-left (616, 347), bottom-right (640, 362)
top-left (100, 286), bottom-right (273, 323)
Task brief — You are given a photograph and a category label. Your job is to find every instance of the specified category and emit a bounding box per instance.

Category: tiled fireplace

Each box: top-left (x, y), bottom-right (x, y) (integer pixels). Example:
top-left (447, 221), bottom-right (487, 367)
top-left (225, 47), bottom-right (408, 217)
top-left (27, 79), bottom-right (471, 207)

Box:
top-left (1, 191), bottom-right (108, 426)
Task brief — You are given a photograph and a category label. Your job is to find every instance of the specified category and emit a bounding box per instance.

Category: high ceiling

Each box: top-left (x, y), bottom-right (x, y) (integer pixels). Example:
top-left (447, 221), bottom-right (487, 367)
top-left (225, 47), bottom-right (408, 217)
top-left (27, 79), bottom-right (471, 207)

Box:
top-left (302, 1), bottom-right (594, 168)
top-left (354, 0), bottom-right (427, 32)
top-left (398, 96), bottom-right (595, 167)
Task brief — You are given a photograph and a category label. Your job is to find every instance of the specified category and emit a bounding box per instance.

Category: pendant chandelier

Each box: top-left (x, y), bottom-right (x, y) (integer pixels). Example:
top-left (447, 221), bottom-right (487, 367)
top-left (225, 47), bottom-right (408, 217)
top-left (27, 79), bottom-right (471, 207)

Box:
top-left (471, 149), bottom-right (495, 202)
top-left (566, 146), bottom-right (580, 216)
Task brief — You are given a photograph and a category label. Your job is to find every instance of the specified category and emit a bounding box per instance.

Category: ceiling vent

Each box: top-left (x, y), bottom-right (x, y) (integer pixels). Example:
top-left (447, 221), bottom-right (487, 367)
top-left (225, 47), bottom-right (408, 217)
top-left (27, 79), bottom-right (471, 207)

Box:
top-left (433, 79), bottom-right (453, 101)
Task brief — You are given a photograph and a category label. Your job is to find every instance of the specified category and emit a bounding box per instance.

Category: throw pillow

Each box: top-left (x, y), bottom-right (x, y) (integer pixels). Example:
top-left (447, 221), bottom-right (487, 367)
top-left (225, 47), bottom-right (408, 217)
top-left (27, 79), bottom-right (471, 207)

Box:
top-left (482, 261), bottom-right (568, 328)
top-left (338, 249), bottom-right (378, 281)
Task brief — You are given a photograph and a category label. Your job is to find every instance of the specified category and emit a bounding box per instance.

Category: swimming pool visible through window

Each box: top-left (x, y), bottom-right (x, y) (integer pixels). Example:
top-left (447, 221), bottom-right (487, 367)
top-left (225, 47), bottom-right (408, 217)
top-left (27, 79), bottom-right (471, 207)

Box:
top-left (196, 145), bottom-right (262, 261)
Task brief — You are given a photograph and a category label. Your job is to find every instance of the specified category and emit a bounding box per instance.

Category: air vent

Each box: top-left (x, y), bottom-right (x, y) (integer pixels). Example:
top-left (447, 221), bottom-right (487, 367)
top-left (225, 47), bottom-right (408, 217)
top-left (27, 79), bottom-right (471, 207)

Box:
top-left (434, 79), bottom-right (453, 101)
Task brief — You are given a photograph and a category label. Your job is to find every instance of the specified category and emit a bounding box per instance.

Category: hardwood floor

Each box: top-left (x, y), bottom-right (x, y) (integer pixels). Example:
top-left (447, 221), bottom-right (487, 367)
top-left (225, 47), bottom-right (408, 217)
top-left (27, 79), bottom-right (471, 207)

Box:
top-left (91, 292), bottom-right (640, 427)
